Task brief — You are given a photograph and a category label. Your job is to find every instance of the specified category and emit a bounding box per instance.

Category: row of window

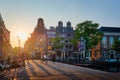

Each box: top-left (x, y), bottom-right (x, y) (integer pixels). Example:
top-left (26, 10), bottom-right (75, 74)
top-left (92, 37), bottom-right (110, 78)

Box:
top-left (47, 32), bottom-right (56, 34)
top-left (47, 35), bottom-right (56, 38)
top-left (90, 51), bottom-right (120, 59)
top-left (101, 36), bottom-right (120, 48)
top-left (101, 51), bottom-right (120, 59)
top-left (57, 28), bottom-right (73, 33)
top-left (59, 34), bottom-right (73, 38)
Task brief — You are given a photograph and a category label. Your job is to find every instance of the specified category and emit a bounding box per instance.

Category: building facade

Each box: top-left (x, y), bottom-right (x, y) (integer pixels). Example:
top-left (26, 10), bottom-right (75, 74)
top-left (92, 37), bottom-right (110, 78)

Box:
top-left (0, 14), bottom-right (11, 62)
top-left (46, 26), bottom-right (56, 56)
top-left (24, 18), bottom-right (47, 59)
top-left (91, 26), bottom-right (120, 62)
top-left (56, 21), bottom-right (74, 61)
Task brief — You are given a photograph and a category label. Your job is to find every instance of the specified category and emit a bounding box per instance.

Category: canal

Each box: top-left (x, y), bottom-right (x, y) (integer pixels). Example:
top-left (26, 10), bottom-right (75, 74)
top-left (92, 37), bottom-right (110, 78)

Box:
top-left (84, 64), bottom-right (120, 72)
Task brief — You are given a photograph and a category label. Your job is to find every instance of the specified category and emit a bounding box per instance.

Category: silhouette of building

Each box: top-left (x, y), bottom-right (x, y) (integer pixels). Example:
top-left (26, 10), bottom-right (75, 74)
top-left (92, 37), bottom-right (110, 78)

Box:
top-left (0, 13), bottom-right (11, 62)
top-left (24, 18), bottom-right (47, 59)
top-left (24, 19), bottom-right (74, 60)
top-left (56, 21), bottom-right (74, 60)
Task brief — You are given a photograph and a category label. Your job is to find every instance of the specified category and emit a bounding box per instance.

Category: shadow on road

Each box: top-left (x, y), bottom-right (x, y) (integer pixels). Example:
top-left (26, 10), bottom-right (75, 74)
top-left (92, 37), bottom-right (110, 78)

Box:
top-left (46, 62), bottom-right (80, 80)
top-left (12, 61), bottom-right (31, 80)
top-left (27, 62), bottom-right (37, 76)
top-left (32, 60), bottom-right (52, 76)
top-left (32, 60), bottom-right (80, 80)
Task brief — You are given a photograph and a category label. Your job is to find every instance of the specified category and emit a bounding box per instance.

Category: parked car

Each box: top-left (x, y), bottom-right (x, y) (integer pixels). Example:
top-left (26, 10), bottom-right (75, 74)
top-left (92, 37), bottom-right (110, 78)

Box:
top-left (0, 62), bottom-right (10, 70)
top-left (0, 63), bottom-right (3, 71)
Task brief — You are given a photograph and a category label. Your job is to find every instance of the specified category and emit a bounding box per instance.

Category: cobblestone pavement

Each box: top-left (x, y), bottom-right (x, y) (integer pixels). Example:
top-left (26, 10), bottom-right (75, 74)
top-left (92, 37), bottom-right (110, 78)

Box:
top-left (0, 60), bottom-right (120, 80)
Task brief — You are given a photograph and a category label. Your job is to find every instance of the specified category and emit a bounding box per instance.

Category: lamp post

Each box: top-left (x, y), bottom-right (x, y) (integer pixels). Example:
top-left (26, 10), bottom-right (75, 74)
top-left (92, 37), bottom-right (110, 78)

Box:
top-left (39, 38), bottom-right (42, 59)
top-left (17, 36), bottom-right (25, 67)
top-left (17, 36), bottom-right (21, 57)
top-left (0, 28), bottom-right (2, 61)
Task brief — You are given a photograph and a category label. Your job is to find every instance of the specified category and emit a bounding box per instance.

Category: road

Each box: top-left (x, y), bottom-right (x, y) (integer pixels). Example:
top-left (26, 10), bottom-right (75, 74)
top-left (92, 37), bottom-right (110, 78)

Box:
top-left (0, 60), bottom-right (120, 80)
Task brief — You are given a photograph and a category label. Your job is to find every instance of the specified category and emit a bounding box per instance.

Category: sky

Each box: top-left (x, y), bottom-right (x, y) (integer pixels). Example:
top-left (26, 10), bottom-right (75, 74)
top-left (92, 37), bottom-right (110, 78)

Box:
top-left (0, 0), bottom-right (120, 47)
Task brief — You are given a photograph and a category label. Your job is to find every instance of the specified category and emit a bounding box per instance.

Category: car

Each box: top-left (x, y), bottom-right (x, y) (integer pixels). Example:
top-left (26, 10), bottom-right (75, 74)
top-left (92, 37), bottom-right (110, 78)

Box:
top-left (0, 63), bottom-right (3, 70)
top-left (0, 62), bottom-right (10, 70)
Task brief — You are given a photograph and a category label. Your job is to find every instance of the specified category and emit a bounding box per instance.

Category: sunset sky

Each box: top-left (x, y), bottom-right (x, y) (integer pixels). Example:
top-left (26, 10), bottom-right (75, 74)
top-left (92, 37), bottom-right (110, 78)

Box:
top-left (0, 0), bottom-right (120, 47)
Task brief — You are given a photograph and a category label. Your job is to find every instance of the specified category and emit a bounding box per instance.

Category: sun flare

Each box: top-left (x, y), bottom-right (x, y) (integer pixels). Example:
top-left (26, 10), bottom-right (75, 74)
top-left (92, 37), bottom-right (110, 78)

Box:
top-left (17, 32), bottom-right (27, 40)
top-left (16, 32), bottom-right (28, 47)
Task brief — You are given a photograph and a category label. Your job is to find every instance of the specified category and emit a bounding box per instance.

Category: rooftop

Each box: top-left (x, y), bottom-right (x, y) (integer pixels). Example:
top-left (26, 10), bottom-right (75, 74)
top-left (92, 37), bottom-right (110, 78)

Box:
top-left (99, 26), bottom-right (120, 33)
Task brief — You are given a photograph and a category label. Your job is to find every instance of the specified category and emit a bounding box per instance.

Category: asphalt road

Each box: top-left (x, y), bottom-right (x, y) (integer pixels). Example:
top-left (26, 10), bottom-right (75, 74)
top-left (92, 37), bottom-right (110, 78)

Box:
top-left (0, 60), bottom-right (120, 80)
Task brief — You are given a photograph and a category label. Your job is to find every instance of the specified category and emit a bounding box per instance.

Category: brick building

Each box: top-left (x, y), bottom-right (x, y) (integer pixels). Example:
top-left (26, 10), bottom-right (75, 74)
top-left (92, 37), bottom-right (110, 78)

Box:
top-left (24, 18), bottom-right (47, 59)
top-left (0, 14), bottom-right (11, 62)
top-left (90, 26), bottom-right (120, 62)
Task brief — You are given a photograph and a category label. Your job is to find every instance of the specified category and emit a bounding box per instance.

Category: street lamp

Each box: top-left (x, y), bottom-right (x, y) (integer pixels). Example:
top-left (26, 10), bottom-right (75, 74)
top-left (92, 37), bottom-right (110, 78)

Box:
top-left (17, 36), bottom-right (21, 57)
top-left (38, 38), bottom-right (42, 59)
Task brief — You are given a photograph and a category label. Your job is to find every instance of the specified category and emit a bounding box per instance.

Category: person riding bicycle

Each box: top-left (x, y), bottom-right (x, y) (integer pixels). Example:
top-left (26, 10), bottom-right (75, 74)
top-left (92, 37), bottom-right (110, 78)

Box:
top-left (41, 54), bottom-right (48, 64)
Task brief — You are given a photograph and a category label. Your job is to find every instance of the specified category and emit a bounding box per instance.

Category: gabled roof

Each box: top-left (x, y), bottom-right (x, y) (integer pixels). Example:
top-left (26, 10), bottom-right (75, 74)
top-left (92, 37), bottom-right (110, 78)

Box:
top-left (99, 26), bottom-right (120, 33)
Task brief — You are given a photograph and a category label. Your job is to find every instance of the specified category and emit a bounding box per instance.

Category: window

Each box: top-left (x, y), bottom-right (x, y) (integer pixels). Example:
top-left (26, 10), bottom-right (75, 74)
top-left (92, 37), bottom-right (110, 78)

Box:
top-left (52, 35), bottom-right (55, 38)
top-left (118, 37), bottom-right (120, 41)
top-left (69, 45), bottom-right (72, 49)
top-left (65, 40), bottom-right (68, 43)
top-left (47, 35), bottom-right (50, 38)
top-left (94, 51), bottom-right (97, 57)
top-left (67, 34), bottom-right (70, 38)
top-left (109, 36), bottom-right (114, 48)
top-left (102, 36), bottom-right (107, 48)
top-left (66, 45), bottom-right (68, 49)
top-left (101, 51), bottom-right (107, 58)
top-left (60, 34), bottom-right (63, 37)
top-left (63, 29), bottom-right (64, 32)
top-left (63, 34), bottom-right (65, 37)
top-left (90, 51), bottom-right (92, 57)
top-left (118, 52), bottom-right (120, 58)
top-left (101, 52), bottom-right (104, 58)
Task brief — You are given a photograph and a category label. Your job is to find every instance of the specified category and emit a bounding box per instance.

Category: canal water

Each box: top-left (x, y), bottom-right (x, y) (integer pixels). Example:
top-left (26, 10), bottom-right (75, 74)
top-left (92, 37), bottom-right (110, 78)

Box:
top-left (86, 65), bottom-right (120, 72)
top-left (104, 66), bottom-right (120, 72)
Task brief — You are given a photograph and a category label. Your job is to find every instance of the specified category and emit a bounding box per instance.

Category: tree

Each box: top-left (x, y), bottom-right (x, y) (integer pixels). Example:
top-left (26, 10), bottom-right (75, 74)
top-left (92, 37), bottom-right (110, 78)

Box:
top-left (75, 21), bottom-right (103, 61)
top-left (112, 38), bottom-right (120, 62)
top-left (71, 38), bottom-right (78, 51)
top-left (51, 37), bottom-right (64, 59)
top-left (12, 47), bottom-right (19, 56)
top-left (51, 37), bottom-right (64, 50)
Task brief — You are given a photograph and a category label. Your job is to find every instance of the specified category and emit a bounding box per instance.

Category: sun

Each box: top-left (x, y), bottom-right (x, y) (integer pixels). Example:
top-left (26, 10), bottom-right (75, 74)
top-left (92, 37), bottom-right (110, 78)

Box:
top-left (17, 32), bottom-right (27, 40)
top-left (17, 32), bottom-right (28, 47)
